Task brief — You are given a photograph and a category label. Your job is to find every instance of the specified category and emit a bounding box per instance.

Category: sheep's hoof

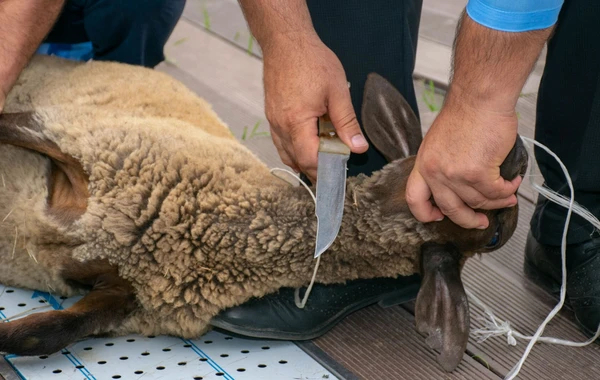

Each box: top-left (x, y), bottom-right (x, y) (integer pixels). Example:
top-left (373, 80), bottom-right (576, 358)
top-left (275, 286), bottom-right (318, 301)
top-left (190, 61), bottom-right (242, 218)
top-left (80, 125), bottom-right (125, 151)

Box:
top-left (0, 259), bottom-right (136, 356)
top-left (415, 242), bottom-right (469, 372)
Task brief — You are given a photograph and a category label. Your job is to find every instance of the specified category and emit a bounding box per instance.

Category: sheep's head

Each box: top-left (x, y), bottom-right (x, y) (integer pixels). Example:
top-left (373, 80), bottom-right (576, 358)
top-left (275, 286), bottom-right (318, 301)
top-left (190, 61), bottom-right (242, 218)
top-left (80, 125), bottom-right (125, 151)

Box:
top-left (360, 73), bottom-right (528, 372)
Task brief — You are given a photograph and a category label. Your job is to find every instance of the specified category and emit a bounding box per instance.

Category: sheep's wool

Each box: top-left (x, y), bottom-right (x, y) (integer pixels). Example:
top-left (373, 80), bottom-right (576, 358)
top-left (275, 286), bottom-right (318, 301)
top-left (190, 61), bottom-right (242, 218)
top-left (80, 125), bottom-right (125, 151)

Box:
top-left (0, 56), bottom-right (483, 339)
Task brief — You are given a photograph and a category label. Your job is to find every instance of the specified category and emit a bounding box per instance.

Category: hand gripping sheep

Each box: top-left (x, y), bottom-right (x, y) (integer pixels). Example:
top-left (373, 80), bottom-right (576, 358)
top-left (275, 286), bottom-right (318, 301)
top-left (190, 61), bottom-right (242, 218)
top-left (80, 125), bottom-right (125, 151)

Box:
top-left (0, 55), bottom-right (527, 372)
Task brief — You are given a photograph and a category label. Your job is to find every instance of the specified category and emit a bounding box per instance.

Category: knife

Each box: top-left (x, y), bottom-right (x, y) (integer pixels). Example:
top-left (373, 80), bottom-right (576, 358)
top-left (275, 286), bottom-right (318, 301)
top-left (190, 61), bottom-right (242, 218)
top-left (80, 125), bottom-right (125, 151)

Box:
top-left (314, 114), bottom-right (351, 258)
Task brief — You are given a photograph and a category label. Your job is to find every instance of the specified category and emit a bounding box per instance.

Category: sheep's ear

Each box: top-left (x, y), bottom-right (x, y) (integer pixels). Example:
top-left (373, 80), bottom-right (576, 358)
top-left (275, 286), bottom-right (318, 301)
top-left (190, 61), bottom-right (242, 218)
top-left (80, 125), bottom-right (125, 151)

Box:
top-left (415, 242), bottom-right (469, 372)
top-left (361, 73), bottom-right (422, 162)
top-left (0, 112), bottom-right (89, 224)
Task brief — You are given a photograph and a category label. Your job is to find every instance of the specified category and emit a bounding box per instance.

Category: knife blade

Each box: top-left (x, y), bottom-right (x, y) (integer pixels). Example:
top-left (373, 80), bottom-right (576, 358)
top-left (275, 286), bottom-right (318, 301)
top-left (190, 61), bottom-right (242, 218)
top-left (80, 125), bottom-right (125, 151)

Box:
top-left (314, 114), bottom-right (351, 258)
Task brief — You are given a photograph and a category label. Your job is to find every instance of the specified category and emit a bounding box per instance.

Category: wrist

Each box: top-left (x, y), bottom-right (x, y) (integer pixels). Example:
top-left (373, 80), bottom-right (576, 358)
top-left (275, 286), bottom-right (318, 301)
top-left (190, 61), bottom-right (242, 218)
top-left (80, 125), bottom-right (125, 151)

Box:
top-left (445, 81), bottom-right (519, 114)
top-left (445, 13), bottom-right (551, 114)
top-left (239, 0), bottom-right (320, 56)
top-left (259, 28), bottom-right (320, 56)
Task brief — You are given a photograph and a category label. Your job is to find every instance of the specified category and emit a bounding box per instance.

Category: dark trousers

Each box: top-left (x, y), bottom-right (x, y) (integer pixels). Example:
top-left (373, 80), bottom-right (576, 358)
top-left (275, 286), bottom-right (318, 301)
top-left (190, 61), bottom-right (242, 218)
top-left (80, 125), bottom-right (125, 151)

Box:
top-left (531, 0), bottom-right (600, 245)
top-left (307, 0), bottom-right (423, 177)
top-left (45, 0), bottom-right (186, 68)
top-left (310, 0), bottom-right (599, 246)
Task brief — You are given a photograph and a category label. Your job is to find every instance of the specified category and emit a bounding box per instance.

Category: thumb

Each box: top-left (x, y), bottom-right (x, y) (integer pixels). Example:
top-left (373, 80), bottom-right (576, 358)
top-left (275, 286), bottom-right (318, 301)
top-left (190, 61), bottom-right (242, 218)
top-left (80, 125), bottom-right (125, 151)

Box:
top-left (327, 84), bottom-right (369, 154)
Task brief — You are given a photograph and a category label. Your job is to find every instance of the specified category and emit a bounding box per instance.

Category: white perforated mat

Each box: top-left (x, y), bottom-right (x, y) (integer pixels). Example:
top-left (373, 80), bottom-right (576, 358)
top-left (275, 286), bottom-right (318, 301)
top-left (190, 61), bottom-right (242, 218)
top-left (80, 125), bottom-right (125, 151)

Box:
top-left (0, 285), bottom-right (336, 380)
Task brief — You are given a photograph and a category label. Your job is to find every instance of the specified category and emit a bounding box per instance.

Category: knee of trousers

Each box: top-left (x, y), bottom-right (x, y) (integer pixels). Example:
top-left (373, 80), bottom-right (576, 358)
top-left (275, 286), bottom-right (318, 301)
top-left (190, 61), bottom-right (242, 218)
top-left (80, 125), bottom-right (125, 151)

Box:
top-left (127, 0), bottom-right (186, 25)
top-left (82, 0), bottom-right (186, 66)
top-left (89, 0), bottom-right (186, 30)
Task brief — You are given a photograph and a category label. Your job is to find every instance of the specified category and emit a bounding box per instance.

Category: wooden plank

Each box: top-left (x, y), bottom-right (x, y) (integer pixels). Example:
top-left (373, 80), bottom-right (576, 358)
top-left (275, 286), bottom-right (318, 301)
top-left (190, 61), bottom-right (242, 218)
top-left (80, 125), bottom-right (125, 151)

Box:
top-left (184, 0), bottom-right (546, 93)
top-left (182, 0), bottom-right (262, 57)
top-left (461, 250), bottom-right (600, 379)
top-left (312, 305), bottom-right (501, 380)
top-left (422, 0), bottom-right (468, 18)
top-left (419, 6), bottom-right (462, 47)
top-left (295, 341), bottom-right (362, 380)
top-left (459, 196), bottom-right (600, 379)
top-left (160, 19), bottom-right (264, 127)
top-left (156, 19), bottom-right (286, 170)
top-left (415, 38), bottom-right (453, 86)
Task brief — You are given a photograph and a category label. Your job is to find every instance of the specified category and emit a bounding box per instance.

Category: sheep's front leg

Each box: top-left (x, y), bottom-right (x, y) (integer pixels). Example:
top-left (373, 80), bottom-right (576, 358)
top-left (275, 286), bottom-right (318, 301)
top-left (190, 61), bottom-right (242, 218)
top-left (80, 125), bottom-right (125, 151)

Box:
top-left (0, 259), bottom-right (136, 356)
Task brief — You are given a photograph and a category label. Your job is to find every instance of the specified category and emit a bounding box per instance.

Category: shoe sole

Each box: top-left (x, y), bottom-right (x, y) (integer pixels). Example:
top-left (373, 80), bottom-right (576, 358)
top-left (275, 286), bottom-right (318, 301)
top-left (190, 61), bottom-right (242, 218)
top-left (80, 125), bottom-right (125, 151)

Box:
top-left (210, 283), bottom-right (420, 341)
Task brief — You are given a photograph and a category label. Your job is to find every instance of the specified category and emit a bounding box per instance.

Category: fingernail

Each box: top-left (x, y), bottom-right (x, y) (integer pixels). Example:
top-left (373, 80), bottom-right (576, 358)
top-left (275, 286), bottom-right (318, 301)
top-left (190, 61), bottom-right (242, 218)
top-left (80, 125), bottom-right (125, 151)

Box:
top-left (477, 225), bottom-right (488, 230)
top-left (435, 217), bottom-right (444, 222)
top-left (351, 134), bottom-right (368, 148)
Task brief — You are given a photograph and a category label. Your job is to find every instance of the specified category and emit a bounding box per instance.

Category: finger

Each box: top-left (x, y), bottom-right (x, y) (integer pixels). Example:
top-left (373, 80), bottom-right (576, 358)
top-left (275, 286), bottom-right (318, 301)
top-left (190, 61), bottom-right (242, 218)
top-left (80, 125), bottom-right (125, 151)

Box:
top-left (466, 194), bottom-right (518, 211)
top-left (447, 184), bottom-right (518, 210)
top-left (478, 194), bottom-right (518, 210)
top-left (288, 119), bottom-right (320, 180)
top-left (270, 129), bottom-right (298, 170)
top-left (406, 169), bottom-right (445, 223)
top-left (305, 170), bottom-right (317, 185)
top-left (475, 175), bottom-right (523, 200)
top-left (432, 188), bottom-right (489, 229)
top-left (327, 83), bottom-right (369, 154)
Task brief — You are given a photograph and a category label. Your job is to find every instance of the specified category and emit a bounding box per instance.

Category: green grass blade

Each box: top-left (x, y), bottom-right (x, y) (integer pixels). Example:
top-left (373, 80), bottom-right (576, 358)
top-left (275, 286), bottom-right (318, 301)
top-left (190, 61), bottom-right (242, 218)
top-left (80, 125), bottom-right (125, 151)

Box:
top-left (247, 35), bottom-right (255, 55)
top-left (202, 3), bottom-right (211, 31)
top-left (173, 37), bottom-right (188, 46)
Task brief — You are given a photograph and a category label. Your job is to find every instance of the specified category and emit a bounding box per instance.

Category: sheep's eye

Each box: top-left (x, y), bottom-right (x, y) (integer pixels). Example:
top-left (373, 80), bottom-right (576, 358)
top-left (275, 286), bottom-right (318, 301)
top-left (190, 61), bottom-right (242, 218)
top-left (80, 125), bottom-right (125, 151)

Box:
top-left (485, 229), bottom-right (501, 248)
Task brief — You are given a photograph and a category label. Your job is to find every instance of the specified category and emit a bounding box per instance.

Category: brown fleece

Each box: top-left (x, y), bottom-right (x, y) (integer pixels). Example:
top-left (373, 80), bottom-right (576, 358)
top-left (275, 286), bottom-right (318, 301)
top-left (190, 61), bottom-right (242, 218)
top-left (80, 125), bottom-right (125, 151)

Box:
top-left (0, 55), bottom-right (517, 339)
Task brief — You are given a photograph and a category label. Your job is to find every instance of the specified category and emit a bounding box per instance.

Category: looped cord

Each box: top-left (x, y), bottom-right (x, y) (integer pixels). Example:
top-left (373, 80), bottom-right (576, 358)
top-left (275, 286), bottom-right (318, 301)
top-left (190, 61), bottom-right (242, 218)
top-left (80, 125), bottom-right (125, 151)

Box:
top-left (270, 168), bottom-right (321, 309)
top-left (468, 136), bottom-right (600, 380)
top-left (271, 136), bottom-right (600, 379)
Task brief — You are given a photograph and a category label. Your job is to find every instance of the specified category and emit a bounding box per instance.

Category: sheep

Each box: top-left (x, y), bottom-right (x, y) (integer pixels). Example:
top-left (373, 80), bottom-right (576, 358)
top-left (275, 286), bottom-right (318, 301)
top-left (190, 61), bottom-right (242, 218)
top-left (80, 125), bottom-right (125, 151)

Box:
top-left (0, 55), bottom-right (527, 372)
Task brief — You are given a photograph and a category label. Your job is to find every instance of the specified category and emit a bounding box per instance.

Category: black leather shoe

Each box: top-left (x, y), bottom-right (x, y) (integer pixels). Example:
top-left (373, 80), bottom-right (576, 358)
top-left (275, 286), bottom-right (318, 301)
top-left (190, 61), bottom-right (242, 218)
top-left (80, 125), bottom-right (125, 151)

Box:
top-left (524, 232), bottom-right (600, 336)
top-left (210, 275), bottom-right (421, 340)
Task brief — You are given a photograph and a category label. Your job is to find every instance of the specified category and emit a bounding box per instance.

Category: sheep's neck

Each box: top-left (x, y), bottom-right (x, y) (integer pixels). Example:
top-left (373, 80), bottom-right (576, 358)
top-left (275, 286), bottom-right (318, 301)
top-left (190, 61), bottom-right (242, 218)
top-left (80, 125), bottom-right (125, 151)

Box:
top-left (199, 175), bottom-right (423, 286)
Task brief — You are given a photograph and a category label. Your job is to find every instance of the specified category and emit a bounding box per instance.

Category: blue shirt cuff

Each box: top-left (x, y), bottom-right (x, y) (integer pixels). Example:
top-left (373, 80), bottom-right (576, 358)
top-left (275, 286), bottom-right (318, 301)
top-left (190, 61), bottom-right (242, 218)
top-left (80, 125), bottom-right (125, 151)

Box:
top-left (466, 0), bottom-right (564, 32)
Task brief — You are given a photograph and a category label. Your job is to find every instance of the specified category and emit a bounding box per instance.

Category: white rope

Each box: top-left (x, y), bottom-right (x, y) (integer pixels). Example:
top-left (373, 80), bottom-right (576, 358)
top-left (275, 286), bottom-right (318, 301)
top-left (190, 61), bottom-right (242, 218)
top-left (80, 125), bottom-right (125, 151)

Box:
top-left (467, 136), bottom-right (600, 379)
top-left (269, 168), bottom-right (322, 309)
top-left (271, 136), bottom-right (600, 378)
top-left (467, 289), bottom-right (600, 347)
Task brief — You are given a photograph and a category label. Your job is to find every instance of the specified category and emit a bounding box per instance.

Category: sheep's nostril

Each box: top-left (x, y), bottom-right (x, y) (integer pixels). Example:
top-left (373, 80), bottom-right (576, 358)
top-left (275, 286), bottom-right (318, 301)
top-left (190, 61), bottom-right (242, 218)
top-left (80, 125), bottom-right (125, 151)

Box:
top-left (499, 135), bottom-right (529, 180)
top-left (519, 150), bottom-right (529, 176)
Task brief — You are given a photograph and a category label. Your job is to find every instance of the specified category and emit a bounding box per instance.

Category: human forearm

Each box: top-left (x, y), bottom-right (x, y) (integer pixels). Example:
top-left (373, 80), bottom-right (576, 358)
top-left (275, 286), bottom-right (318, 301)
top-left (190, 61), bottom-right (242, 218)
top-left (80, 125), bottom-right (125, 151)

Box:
top-left (446, 12), bottom-right (553, 112)
top-left (237, 0), bottom-right (366, 180)
top-left (238, 0), bottom-right (319, 52)
top-left (0, 0), bottom-right (65, 108)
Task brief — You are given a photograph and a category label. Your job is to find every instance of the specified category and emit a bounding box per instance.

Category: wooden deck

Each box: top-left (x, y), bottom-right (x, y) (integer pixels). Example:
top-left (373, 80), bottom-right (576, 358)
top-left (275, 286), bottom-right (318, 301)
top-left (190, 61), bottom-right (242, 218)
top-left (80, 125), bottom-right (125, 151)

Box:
top-left (166, 1), bottom-right (600, 379)
top-left (1, 1), bottom-right (596, 379)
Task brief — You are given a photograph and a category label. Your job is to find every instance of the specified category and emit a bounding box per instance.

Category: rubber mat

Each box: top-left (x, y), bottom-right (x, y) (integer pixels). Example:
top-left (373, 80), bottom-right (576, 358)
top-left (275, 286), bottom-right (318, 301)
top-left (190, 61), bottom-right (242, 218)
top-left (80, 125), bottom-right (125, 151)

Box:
top-left (0, 285), bottom-right (336, 380)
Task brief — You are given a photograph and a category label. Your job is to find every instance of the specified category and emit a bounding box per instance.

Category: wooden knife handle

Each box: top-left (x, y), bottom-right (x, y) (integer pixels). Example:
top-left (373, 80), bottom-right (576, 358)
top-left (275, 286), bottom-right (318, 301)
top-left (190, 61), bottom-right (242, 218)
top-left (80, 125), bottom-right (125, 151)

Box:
top-left (318, 114), bottom-right (351, 155)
